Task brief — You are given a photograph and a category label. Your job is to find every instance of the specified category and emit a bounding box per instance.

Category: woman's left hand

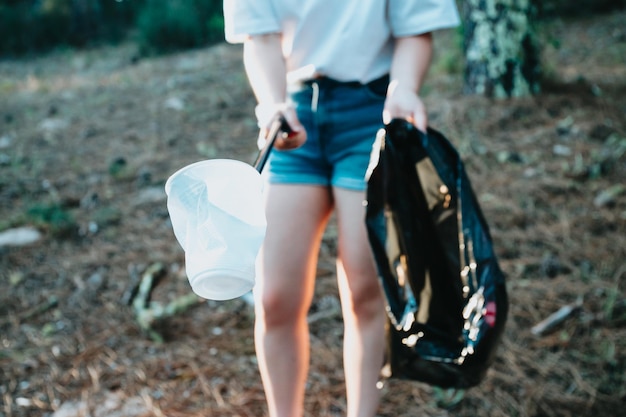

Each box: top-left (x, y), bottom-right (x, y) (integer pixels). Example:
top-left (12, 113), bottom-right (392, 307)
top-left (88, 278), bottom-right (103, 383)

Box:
top-left (382, 80), bottom-right (427, 132)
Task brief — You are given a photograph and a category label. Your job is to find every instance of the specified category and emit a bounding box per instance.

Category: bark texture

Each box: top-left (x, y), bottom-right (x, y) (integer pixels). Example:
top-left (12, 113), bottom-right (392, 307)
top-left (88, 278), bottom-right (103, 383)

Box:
top-left (463, 0), bottom-right (541, 98)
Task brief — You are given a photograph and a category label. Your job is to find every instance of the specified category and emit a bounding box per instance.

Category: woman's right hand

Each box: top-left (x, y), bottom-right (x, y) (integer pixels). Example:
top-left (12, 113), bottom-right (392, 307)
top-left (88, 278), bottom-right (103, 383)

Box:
top-left (257, 103), bottom-right (307, 150)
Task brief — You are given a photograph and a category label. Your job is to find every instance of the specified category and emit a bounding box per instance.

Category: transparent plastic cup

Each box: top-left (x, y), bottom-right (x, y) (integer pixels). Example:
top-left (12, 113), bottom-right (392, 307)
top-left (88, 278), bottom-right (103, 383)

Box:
top-left (165, 159), bottom-right (266, 300)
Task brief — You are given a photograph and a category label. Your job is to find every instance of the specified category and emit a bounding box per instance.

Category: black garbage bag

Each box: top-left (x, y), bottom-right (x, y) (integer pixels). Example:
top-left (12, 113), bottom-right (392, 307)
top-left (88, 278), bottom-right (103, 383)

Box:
top-left (365, 119), bottom-right (508, 388)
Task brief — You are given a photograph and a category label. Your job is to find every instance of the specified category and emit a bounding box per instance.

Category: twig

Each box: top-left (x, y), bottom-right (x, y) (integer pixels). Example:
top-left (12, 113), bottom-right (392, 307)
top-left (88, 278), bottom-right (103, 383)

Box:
top-left (531, 297), bottom-right (583, 336)
top-left (129, 263), bottom-right (202, 342)
top-left (121, 263), bottom-right (142, 306)
top-left (307, 308), bottom-right (341, 324)
top-left (132, 263), bottom-right (167, 310)
top-left (20, 296), bottom-right (59, 321)
top-left (0, 295), bottom-right (59, 326)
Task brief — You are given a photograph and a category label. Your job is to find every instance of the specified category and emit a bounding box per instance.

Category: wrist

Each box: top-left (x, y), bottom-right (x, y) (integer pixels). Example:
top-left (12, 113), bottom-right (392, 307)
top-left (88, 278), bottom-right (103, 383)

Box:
top-left (387, 79), bottom-right (420, 96)
top-left (255, 102), bottom-right (291, 129)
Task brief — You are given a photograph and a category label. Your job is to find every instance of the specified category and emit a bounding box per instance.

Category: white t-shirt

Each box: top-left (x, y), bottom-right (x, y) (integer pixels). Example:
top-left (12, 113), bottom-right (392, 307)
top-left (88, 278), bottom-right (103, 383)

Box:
top-left (224, 0), bottom-right (460, 84)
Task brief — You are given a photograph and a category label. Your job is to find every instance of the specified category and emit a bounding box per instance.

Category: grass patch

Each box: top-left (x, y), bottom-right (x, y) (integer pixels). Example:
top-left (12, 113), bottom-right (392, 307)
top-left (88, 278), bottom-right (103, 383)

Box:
top-left (26, 202), bottom-right (76, 237)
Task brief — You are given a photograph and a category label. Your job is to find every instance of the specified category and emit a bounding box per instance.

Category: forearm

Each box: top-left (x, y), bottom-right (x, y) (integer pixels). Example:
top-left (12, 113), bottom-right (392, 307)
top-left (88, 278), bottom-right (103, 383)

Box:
top-left (243, 33), bottom-right (306, 148)
top-left (389, 33), bottom-right (433, 94)
top-left (384, 33), bottom-right (433, 130)
top-left (243, 34), bottom-right (287, 106)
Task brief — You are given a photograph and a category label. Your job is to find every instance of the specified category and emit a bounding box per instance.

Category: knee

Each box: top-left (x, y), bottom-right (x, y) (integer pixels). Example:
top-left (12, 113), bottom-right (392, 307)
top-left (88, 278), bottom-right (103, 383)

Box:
top-left (255, 289), bottom-right (309, 328)
top-left (344, 277), bottom-right (385, 320)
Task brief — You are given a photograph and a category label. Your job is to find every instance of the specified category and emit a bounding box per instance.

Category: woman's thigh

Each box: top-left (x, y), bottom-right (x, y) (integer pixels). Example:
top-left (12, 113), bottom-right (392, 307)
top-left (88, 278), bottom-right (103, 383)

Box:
top-left (256, 183), bottom-right (334, 316)
top-left (332, 187), bottom-right (380, 300)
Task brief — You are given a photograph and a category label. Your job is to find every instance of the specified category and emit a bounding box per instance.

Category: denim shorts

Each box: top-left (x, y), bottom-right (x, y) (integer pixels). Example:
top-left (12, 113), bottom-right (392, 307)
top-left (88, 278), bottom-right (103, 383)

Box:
top-left (265, 75), bottom-right (388, 191)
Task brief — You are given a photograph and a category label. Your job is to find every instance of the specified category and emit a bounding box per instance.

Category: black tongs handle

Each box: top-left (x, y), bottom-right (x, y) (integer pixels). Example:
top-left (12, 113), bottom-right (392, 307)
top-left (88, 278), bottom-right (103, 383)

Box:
top-left (253, 115), bottom-right (292, 173)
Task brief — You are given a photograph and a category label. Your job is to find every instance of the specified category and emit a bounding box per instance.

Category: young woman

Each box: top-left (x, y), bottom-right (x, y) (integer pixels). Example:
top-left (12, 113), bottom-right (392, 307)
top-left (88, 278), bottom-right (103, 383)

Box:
top-left (224, 2), bottom-right (460, 416)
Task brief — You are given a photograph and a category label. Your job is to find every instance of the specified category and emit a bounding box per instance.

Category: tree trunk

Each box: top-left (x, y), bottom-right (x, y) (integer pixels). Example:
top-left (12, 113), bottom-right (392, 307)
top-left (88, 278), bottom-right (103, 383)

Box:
top-left (463, 0), bottom-right (541, 98)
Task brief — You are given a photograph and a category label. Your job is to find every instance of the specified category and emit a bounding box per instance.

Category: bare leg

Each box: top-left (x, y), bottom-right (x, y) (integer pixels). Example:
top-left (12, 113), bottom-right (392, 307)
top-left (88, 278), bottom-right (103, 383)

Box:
top-left (333, 187), bottom-right (386, 417)
top-left (254, 184), bottom-right (333, 417)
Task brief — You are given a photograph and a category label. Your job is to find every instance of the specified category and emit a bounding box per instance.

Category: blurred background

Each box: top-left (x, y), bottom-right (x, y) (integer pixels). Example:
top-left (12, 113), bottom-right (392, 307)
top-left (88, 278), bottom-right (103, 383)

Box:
top-left (1, 1), bottom-right (625, 417)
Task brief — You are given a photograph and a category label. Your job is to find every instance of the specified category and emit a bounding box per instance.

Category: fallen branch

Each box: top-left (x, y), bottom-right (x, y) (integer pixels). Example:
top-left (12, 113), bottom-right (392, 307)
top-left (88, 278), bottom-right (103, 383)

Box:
top-left (129, 263), bottom-right (202, 342)
top-left (531, 297), bottom-right (583, 336)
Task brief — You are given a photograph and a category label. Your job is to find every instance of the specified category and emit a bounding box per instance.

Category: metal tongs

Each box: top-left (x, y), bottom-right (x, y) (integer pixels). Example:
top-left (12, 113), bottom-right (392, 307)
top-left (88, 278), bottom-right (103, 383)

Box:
top-left (253, 114), bottom-right (292, 173)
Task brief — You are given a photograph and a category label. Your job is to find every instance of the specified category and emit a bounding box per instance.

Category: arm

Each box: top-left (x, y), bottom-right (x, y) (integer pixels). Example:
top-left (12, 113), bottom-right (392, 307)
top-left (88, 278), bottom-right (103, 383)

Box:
top-left (243, 34), bottom-right (305, 149)
top-left (384, 33), bottom-right (433, 132)
top-left (243, 33), bottom-right (287, 107)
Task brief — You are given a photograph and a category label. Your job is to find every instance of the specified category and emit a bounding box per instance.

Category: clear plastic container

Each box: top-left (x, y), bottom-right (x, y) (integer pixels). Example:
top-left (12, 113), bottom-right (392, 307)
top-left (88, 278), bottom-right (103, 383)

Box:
top-left (165, 159), bottom-right (266, 300)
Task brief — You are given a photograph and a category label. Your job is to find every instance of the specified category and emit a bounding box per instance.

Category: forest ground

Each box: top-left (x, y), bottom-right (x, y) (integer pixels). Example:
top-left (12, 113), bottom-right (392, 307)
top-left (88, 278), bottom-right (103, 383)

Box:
top-left (1, 9), bottom-right (625, 417)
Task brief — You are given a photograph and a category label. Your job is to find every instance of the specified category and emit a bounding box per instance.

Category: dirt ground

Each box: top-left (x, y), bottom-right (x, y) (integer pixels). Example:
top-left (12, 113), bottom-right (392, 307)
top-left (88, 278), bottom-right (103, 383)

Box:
top-left (1, 10), bottom-right (625, 417)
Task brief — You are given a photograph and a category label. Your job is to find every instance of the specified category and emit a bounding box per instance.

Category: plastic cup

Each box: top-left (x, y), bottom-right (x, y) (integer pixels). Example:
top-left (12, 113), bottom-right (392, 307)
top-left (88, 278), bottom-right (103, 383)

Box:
top-left (165, 159), bottom-right (266, 300)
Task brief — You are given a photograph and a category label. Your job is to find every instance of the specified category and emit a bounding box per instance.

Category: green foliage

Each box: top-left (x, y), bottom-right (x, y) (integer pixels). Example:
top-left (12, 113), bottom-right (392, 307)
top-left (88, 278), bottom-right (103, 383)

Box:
top-left (26, 203), bottom-right (76, 237)
top-left (98, 0), bottom-right (142, 42)
top-left (0, 1), bottom-right (72, 55)
top-left (136, 0), bottom-right (204, 54)
top-left (0, 0), bottom-right (141, 55)
top-left (135, 0), bottom-right (224, 55)
top-left (0, 0), bottom-right (224, 56)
